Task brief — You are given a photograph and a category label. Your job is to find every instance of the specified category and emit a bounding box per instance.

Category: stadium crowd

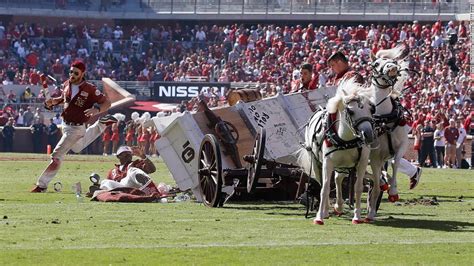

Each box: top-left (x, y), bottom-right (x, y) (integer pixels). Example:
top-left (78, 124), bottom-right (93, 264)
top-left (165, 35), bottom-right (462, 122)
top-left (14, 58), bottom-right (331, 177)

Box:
top-left (0, 20), bottom-right (470, 95)
top-left (0, 19), bottom-right (472, 167)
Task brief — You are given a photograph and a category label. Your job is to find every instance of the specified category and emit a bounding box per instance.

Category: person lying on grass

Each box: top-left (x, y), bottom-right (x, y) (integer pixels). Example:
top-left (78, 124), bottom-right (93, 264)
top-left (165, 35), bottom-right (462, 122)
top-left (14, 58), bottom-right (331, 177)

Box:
top-left (99, 145), bottom-right (161, 196)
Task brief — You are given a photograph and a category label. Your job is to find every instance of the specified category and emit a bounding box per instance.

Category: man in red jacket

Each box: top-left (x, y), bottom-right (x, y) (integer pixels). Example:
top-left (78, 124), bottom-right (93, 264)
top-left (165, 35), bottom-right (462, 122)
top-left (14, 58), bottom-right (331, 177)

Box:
top-left (31, 60), bottom-right (118, 192)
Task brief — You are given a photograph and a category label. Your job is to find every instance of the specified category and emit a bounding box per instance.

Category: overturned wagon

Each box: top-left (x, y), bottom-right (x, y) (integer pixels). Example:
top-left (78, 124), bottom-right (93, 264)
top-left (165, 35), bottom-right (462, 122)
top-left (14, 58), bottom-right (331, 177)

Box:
top-left (153, 88), bottom-right (336, 207)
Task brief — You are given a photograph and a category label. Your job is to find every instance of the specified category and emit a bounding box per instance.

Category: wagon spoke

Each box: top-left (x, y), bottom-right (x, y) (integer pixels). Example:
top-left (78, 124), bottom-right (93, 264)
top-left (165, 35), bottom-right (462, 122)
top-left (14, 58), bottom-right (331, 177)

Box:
top-left (204, 182), bottom-right (211, 199)
top-left (210, 173), bottom-right (218, 185)
top-left (203, 148), bottom-right (210, 163)
top-left (208, 179), bottom-right (215, 196)
top-left (203, 178), bottom-right (211, 196)
top-left (200, 175), bottom-right (207, 187)
top-left (201, 153), bottom-right (209, 167)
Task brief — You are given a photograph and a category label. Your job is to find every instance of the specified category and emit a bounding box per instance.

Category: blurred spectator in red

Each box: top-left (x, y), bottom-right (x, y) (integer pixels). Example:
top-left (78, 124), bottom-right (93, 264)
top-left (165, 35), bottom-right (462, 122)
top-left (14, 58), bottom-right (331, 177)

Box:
top-left (444, 119), bottom-right (459, 168)
top-left (102, 125), bottom-right (112, 155)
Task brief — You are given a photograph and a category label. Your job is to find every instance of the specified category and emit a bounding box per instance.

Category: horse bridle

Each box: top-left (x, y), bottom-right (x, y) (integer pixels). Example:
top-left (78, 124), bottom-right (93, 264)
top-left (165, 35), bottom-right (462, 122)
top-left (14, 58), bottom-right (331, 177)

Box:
top-left (343, 97), bottom-right (375, 141)
top-left (371, 59), bottom-right (400, 88)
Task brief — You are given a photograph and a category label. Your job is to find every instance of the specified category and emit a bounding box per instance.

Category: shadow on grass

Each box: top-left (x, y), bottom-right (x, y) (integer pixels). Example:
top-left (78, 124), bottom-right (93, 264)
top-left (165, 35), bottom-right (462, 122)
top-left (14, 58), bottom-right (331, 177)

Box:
top-left (372, 217), bottom-right (474, 232)
top-left (224, 201), bottom-right (302, 212)
top-left (378, 212), bottom-right (437, 217)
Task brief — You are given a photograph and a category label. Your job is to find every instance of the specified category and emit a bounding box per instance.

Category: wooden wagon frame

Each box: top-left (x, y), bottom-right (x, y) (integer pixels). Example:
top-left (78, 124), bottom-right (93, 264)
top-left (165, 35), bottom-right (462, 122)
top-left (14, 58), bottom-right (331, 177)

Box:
top-left (153, 88), bottom-right (337, 207)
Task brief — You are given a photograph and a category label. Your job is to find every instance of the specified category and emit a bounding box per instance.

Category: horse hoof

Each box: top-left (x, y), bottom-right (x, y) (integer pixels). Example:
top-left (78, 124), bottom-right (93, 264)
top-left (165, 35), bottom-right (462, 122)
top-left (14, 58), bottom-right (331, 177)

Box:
top-left (380, 183), bottom-right (389, 191)
top-left (352, 219), bottom-right (363, 224)
top-left (333, 208), bottom-right (343, 217)
top-left (364, 218), bottom-right (374, 223)
top-left (388, 194), bottom-right (400, 202)
top-left (313, 219), bottom-right (324, 225)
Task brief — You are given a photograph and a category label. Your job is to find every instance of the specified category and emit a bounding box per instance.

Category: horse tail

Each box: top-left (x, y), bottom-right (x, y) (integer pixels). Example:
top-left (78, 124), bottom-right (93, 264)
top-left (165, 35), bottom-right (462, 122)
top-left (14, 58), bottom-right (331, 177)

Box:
top-left (294, 111), bottom-right (323, 184)
top-left (295, 147), bottom-right (313, 178)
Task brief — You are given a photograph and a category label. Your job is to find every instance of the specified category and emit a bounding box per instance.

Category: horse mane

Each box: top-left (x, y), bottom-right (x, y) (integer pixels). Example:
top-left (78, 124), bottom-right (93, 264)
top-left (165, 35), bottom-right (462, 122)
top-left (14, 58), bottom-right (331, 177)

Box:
top-left (327, 77), bottom-right (375, 113)
top-left (375, 45), bottom-right (409, 97)
top-left (375, 45), bottom-right (408, 60)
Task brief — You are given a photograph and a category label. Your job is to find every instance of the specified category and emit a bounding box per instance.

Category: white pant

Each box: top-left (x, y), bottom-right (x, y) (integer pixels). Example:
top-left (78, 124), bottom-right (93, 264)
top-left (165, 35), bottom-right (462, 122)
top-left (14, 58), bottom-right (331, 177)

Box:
top-left (99, 167), bottom-right (152, 191)
top-left (398, 157), bottom-right (417, 178)
top-left (397, 125), bottom-right (417, 178)
top-left (36, 120), bottom-right (106, 188)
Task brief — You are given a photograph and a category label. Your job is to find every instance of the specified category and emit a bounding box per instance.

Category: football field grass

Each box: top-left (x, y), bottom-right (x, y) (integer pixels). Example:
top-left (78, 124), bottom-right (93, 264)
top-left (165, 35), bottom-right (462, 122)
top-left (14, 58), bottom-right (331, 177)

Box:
top-left (0, 153), bottom-right (473, 265)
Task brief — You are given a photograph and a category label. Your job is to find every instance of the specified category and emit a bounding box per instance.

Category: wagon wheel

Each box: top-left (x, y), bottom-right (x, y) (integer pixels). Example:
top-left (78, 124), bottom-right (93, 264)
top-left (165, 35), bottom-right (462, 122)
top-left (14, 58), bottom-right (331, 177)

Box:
top-left (247, 128), bottom-right (266, 193)
top-left (198, 134), bottom-right (223, 207)
top-left (215, 121), bottom-right (240, 143)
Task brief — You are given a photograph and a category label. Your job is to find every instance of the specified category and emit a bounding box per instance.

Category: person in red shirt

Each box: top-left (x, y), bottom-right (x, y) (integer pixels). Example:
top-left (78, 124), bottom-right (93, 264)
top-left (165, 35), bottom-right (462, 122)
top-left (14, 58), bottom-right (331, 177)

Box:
top-left (354, 25), bottom-right (367, 41)
top-left (458, 21), bottom-right (467, 38)
top-left (412, 20), bottom-right (421, 39)
top-left (149, 126), bottom-right (160, 157)
top-left (110, 122), bottom-right (120, 155)
top-left (100, 145), bottom-right (160, 196)
top-left (291, 63), bottom-right (317, 92)
top-left (31, 60), bottom-right (117, 192)
top-left (125, 121), bottom-right (136, 146)
top-left (102, 125), bottom-right (112, 156)
top-left (51, 59), bottom-right (64, 81)
top-left (138, 126), bottom-right (151, 155)
top-left (444, 119), bottom-right (459, 168)
top-left (305, 23), bottom-right (315, 43)
top-left (327, 51), bottom-right (363, 86)
top-left (29, 69), bottom-right (40, 85)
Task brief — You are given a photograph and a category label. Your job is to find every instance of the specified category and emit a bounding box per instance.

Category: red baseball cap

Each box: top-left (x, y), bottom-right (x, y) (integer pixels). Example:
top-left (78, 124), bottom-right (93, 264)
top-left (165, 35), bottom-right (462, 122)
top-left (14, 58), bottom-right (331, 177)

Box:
top-left (71, 60), bottom-right (86, 73)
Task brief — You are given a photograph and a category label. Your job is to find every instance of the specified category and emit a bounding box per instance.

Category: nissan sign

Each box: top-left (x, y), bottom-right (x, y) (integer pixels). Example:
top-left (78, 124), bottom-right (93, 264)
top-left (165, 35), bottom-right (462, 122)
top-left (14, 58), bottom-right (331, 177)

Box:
top-left (152, 82), bottom-right (230, 103)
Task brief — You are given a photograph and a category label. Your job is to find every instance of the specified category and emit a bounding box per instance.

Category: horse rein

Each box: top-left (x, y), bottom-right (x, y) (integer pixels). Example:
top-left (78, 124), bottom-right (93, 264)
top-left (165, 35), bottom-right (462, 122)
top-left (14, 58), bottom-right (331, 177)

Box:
top-left (343, 97), bottom-right (375, 140)
top-left (370, 59), bottom-right (400, 89)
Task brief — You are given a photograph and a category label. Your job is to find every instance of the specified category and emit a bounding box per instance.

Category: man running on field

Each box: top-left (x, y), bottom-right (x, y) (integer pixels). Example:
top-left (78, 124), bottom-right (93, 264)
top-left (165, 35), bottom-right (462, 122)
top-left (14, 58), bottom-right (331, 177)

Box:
top-left (31, 60), bottom-right (118, 192)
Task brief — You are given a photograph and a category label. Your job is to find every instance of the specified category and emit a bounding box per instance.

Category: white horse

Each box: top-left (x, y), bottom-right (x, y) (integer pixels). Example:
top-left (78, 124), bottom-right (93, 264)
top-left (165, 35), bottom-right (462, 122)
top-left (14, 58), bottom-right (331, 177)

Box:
top-left (366, 45), bottom-right (410, 221)
top-left (297, 78), bottom-right (376, 225)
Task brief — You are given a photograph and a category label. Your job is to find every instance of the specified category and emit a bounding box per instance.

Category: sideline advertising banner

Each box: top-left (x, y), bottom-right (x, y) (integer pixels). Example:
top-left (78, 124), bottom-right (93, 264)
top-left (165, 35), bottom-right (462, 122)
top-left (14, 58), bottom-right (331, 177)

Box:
top-left (151, 82), bottom-right (230, 103)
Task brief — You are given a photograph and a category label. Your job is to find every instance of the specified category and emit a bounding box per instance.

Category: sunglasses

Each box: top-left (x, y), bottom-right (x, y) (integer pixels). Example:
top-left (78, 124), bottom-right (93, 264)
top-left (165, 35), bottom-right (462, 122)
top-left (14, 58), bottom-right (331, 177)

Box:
top-left (69, 70), bottom-right (80, 76)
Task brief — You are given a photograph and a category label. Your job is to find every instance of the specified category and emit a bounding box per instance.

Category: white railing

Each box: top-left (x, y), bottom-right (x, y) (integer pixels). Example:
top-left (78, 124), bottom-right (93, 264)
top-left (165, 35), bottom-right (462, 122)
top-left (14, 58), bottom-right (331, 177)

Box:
top-left (0, 0), bottom-right (467, 16)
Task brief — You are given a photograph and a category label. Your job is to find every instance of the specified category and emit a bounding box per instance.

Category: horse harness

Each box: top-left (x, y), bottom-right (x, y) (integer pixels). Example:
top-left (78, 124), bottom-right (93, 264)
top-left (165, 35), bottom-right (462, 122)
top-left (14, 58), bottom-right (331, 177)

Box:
top-left (308, 108), bottom-right (365, 160)
top-left (373, 97), bottom-right (409, 157)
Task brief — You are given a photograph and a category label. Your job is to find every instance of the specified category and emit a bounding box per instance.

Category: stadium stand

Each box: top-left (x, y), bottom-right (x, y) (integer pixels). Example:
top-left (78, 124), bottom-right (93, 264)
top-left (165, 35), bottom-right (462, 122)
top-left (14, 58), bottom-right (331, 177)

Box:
top-left (0, 1), bottom-right (471, 162)
top-left (0, 1), bottom-right (468, 21)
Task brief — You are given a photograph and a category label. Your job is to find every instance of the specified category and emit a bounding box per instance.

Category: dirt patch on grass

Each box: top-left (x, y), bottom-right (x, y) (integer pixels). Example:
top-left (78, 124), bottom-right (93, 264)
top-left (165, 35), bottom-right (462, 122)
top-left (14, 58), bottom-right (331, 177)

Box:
top-left (403, 197), bottom-right (439, 206)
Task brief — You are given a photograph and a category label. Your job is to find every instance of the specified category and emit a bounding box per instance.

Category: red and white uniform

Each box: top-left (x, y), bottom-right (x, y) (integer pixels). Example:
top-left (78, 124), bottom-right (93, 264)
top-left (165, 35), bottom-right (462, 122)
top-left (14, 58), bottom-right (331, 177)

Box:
top-left (327, 68), bottom-right (363, 86)
top-left (35, 80), bottom-right (109, 188)
top-left (138, 129), bottom-right (150, 144)
top-left (101, 158), bottom-right (158, 196)
top-left (106, 158), bottom-right (155, 182)
top-left (111, 127), bottom-right (119, 142)
top-left (125, 124), bottom-right (135, 143)
top-left (102, 126), bottom-right (112, 142)
top-left (62, 80), bottom-right (107, 124)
